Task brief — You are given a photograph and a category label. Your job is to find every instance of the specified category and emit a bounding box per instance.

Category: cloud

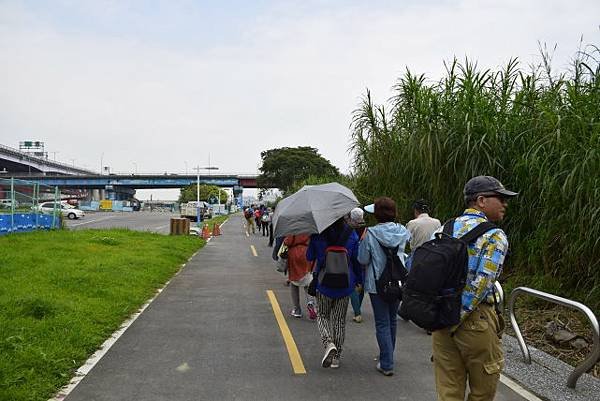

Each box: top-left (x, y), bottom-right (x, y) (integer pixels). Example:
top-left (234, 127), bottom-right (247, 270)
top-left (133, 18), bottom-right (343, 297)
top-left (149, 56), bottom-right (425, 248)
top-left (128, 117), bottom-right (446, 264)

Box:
top-left (0, 0), bottom-right (598, 179)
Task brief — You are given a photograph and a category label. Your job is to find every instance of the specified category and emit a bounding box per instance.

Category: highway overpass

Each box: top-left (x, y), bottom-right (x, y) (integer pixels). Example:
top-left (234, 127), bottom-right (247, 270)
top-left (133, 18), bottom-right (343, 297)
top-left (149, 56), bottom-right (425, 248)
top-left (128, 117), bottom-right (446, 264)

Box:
top-left (3, 173), bottom-right (258, 201)
top-left (5, 174), bottom-right (258, 188)
top-left (0, 143), bottom-right (96, 175)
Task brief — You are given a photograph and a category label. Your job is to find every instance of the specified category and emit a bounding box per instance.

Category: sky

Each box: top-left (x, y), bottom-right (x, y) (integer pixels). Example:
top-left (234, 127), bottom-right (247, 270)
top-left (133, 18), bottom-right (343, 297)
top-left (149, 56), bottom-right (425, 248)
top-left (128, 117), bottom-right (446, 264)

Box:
top-left (1, 0), bottom-right (599, 199)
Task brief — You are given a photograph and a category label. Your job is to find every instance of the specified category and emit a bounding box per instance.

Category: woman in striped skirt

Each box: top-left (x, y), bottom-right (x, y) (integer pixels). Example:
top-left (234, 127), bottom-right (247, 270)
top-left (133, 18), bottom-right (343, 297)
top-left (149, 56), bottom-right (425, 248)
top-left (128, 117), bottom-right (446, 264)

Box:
top-left (307, 218), bottom-right (361, 369)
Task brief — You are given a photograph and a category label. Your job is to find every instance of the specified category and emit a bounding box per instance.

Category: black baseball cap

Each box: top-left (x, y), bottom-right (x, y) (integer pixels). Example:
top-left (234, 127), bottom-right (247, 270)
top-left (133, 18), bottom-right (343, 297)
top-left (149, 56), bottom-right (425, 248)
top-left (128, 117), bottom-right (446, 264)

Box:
top-left (463, 176), bottom-right (518, 198)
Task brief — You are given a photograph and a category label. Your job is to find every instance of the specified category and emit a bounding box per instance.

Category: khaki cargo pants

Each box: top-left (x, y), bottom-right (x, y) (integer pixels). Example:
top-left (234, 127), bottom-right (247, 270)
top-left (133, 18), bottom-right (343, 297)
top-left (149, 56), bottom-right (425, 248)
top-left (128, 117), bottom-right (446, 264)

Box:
top-left (432, 304), bottom-right (504, 401)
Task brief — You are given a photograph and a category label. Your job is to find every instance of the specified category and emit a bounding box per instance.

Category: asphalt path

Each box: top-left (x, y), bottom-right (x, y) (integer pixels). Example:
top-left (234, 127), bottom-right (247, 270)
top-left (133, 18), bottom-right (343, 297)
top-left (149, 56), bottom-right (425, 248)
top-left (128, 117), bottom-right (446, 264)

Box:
top-left (62, 214), bottom-right (532, 401)
top-left (65, 211), bottom-right (179, 234)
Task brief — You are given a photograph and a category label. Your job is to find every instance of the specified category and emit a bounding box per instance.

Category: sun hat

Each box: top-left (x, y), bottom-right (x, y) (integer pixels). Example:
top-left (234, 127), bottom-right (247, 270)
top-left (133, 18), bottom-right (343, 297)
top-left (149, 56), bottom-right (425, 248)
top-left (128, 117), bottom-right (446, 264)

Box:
top-left (463, 176), bottom-right (518, 198)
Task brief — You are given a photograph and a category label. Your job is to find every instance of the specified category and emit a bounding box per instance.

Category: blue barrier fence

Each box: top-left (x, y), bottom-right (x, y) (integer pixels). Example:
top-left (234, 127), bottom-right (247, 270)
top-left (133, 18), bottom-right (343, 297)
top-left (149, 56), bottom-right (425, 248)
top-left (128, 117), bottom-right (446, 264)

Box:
top-left (0, 213), bottom-right (58, 235)
top-left (0, 177), bottom-right (60, 236)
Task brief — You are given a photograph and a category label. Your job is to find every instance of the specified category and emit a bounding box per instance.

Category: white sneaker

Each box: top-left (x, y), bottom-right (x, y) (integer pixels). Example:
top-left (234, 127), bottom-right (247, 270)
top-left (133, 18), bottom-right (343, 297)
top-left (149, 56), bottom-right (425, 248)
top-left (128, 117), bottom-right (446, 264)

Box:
top-left (321, 343), bottom-right (337, 368)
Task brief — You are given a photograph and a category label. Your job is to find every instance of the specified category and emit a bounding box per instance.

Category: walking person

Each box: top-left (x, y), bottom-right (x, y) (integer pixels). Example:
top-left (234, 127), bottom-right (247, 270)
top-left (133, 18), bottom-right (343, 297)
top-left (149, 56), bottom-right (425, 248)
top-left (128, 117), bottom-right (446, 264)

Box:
top-left (244, 205), bottom-right (256, 234)
top-left (261, 209), bottom-right (271, 236)
top-left (284, 234), bottom-right (317, 319)
top-left (346, 208), bottom-right (367, 323)
top-left (267, 207), bottom-right (275, 246)
top-left (406, 199), bottom-right (441, 254)
top-left (307, 218), bottom-right (360, 369)
top-left (432, 176), bottom-right (517, 401)
top-left (254, 207), bottom-right (262, 233)
top-left (358, 197), bottom-right (410, 376)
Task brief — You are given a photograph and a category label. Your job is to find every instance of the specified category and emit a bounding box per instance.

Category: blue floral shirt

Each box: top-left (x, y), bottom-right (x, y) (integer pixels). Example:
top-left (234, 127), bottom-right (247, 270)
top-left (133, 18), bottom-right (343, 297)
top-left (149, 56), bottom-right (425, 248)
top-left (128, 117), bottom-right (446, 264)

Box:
top-left (448, 209), bottom-right (509, 322)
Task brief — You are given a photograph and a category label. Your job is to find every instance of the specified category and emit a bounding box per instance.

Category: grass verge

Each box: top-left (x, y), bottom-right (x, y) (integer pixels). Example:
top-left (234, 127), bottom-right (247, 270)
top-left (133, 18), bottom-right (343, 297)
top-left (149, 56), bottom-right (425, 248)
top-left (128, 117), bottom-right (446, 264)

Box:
top-left (0, 229), bottom-right (204, 401)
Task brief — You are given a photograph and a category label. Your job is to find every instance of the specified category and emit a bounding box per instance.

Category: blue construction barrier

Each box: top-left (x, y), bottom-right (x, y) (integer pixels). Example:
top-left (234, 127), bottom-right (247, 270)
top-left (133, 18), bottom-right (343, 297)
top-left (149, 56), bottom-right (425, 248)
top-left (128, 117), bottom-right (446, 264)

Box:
top-left (79, 201), bottom-right (100, 211)
top-left (0, 213), bottom-right (58, 235)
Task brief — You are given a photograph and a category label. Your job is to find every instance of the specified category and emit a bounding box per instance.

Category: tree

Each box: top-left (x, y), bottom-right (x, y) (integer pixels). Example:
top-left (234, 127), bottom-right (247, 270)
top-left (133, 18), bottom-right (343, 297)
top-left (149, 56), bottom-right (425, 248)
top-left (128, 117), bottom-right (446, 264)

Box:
top-left (286, 173), bottom-right (353, 196)
top-left (178, 184), bottom-right (228, 203)
top-left (257, 146), bottom-right (340, 194)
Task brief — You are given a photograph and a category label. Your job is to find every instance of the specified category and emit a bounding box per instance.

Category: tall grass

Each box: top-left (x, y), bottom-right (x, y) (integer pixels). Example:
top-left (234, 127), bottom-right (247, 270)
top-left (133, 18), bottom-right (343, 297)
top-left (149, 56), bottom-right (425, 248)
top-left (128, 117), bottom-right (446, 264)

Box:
top-left (349, 43), bottom-right (600, 310)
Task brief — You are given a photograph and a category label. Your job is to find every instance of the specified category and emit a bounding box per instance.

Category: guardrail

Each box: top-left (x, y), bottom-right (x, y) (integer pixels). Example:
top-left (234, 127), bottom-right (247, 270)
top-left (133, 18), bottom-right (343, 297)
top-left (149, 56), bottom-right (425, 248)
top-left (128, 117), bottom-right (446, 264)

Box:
top-left (508, 286), bottom-right (600, 388)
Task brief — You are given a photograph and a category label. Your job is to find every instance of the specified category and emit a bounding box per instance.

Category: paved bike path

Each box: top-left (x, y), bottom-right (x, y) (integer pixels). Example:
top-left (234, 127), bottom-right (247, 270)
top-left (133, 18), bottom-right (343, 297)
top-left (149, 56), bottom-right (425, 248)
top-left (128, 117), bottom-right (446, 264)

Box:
top-left (63, 214), bottom-right (530, 401)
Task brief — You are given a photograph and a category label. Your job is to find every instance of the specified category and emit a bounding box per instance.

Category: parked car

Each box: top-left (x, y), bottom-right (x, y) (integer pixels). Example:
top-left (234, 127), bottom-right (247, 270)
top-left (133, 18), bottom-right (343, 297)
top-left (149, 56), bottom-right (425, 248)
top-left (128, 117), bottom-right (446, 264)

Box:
top-left (37, 202), bottom-right (85, 220)
top-left (0, 199), bottom-right (19, 209)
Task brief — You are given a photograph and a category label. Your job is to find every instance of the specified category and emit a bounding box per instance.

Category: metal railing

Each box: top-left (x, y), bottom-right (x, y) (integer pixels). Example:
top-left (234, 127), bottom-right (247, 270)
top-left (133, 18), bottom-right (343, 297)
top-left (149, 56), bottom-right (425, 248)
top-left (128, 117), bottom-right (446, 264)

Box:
top-left (494, 281), bottom-right (505, 309)
top-left (508, 286), bottom-right (600, 388)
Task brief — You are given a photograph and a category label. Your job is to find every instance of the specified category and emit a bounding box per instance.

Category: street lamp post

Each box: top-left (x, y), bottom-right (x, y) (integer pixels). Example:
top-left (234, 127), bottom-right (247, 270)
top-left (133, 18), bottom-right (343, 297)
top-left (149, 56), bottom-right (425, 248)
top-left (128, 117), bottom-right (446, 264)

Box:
top-left (193, 166), bottom-right (201, 227)
top-left (192, 165), bottom-right (219, 226)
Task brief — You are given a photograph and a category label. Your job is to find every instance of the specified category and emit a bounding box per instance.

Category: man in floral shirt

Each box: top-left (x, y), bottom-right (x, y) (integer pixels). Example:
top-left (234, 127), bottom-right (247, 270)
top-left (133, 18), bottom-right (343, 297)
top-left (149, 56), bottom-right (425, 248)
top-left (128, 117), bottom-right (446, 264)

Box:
top-left (433, 176), bottom-right (518, 401)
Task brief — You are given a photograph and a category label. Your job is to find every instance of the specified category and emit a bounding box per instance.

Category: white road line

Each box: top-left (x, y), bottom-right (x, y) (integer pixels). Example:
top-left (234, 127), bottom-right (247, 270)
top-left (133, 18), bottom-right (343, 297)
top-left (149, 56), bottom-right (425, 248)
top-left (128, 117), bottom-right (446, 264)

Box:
top-left (499, 374), bottom-right (544, 401)
top-left (68, 216), bottom-right (115, 227)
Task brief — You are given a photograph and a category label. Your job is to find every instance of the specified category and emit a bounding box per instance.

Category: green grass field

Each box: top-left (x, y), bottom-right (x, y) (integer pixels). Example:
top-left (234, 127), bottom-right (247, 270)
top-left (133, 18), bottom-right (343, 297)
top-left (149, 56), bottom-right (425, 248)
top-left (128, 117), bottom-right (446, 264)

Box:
top-left (0, 228), bottom-right (205, 401)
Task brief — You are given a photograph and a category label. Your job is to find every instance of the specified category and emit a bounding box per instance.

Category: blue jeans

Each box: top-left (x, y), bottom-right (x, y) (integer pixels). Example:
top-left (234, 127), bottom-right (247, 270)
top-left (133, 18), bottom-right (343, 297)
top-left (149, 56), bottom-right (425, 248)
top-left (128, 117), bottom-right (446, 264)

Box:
top-left (369, 293), bottom-right (400, 371)
top-left (350, 289), bottom-right (364, 316)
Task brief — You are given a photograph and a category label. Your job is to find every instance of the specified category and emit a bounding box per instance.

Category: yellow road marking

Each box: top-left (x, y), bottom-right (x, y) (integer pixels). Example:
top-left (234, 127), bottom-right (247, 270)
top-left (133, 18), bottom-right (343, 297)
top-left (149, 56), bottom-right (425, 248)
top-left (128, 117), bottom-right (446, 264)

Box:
top-left (266, 290), bottom-right (306, 374)
top-left (250, 245), bottom-right (257, 256)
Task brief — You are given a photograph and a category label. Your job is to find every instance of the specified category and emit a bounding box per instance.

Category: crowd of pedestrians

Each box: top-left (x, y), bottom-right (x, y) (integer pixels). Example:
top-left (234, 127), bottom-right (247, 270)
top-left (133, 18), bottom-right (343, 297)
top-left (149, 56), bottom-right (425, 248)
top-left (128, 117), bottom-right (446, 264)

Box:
top-left (243, 175), bottom-right (517, 401)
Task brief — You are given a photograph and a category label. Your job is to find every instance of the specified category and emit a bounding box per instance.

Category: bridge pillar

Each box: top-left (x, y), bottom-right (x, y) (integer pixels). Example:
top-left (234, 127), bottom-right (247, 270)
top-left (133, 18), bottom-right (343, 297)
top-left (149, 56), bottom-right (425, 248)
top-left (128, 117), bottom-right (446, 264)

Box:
top-left (90, 189), bottom-right (101, 201)
top-left (233, 185), bottom-right (244, 209)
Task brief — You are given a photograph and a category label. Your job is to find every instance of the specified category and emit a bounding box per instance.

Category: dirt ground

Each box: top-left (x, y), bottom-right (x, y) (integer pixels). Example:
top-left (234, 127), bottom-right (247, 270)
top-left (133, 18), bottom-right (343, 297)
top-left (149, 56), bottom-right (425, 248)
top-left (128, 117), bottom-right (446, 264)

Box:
top-left (505, 305), bottom-right (599, 378)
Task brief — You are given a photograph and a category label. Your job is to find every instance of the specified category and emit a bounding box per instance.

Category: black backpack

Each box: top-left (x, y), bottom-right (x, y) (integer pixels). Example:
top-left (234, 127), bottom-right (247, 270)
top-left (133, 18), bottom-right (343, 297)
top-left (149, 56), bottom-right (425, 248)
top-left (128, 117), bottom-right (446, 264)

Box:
top-left (373, 238), bottom-right (408, 304)
top-left (399, 219), bottom-right (496, 331)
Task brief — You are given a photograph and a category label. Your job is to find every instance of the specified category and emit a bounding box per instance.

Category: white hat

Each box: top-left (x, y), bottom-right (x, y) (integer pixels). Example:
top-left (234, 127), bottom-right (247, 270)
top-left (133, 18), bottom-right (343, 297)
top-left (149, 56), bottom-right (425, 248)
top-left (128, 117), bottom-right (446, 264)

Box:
top-left (364, 204), bottom-right (375, 213)
top-left (349, 207), bottom-right (365, 225)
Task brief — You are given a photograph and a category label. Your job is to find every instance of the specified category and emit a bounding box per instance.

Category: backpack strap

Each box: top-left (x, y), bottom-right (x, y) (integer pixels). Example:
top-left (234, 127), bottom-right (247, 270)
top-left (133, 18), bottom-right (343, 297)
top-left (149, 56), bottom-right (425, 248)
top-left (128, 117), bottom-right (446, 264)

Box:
top-left (459, 221), bottom-right (497, 244)
top-left (372, 238), bottom-right (401, 281)
top-left (442, 219), bottom-right (456, 236)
